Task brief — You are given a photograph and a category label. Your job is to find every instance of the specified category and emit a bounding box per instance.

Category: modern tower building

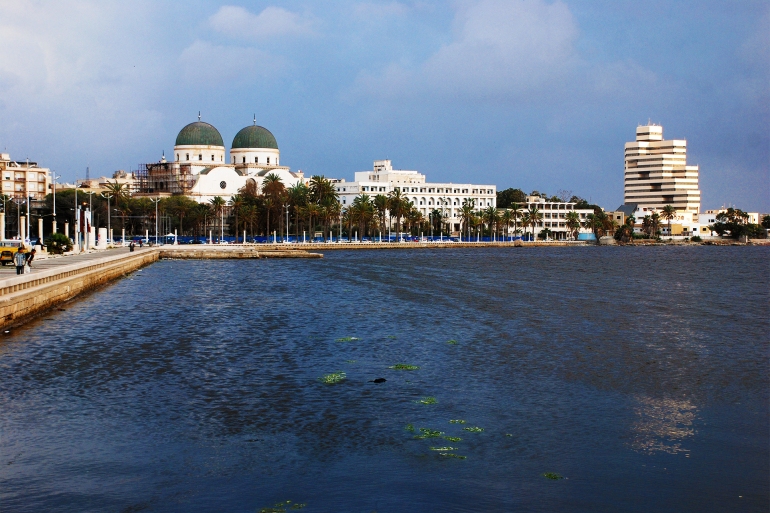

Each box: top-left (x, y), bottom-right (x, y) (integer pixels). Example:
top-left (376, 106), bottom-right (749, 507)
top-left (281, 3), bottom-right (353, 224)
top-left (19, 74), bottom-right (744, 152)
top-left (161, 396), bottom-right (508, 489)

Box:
top-left (623, 124), bottom-right (700, 212)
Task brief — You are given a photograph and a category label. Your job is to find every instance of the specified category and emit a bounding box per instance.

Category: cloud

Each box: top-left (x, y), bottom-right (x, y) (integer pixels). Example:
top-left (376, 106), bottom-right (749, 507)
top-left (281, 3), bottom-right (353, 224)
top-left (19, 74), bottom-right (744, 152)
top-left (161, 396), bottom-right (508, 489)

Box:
top-left (353, 0), bottom-right (580, 101)
top-left (178, 40), bottom-right (286, 85)
top-left (209, 5), bottom-right (314, 39)
top-left (353, 2), bottom-right (409, 19)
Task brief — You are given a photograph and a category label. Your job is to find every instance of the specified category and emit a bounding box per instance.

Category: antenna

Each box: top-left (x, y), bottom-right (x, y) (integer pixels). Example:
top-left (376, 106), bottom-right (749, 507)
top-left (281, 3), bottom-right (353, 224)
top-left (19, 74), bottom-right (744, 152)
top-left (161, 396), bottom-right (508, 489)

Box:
top-left (253, 114), bottom-right (256, 126)
top-left (86, 166), bottom-right (90, 180)
top-left (198, 111), bottom-right (201, 121)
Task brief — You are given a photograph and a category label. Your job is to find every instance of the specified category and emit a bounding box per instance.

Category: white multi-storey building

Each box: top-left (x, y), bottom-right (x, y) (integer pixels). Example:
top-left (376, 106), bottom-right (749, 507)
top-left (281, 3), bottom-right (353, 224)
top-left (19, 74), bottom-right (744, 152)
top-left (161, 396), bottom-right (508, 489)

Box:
top-left (519, 195), bottom-right (595, 240)
top-left (334, 160), bottom-right (496, 233)
top-left (624, 124), bottom-right (701, 212)
top-left (0, 153), bottom-right (51, 200)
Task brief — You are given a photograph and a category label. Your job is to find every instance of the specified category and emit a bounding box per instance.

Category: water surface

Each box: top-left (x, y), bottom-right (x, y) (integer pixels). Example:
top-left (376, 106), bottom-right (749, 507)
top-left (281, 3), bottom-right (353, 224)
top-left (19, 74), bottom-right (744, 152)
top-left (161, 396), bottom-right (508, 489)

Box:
top-left (1, 247), bottom-right (768, 512)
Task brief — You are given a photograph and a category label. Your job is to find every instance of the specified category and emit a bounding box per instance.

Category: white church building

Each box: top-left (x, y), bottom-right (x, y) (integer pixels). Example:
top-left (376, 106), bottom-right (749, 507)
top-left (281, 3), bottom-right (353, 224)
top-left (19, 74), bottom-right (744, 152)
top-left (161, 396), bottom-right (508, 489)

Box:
top-left (136, 116), bottom-right (303, 202)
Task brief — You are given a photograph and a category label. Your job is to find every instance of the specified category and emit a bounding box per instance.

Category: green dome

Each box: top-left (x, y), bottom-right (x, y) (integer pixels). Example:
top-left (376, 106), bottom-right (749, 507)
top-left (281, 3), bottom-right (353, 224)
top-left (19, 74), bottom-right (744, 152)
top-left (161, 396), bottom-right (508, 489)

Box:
top-left (232, 125), bottom-right (278, 150)
top-left (175, 121), bottom-right (224, 147)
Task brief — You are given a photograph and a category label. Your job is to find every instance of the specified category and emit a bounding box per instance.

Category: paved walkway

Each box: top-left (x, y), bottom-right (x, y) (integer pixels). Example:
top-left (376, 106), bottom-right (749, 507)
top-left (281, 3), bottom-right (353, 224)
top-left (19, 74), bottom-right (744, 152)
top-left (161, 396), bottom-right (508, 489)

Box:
top-left (0, 247), bottom-right (143, 278)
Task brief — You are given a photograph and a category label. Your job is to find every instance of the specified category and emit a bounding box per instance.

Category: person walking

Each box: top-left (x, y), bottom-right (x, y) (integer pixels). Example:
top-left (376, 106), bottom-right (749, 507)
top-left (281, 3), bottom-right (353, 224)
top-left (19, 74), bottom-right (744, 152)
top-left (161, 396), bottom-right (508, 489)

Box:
top-left (129, 241), bottom-right (135, 252)
top-left (14, 248), bottom-right (26, 275)
top-left (26, 248), bottom-right (36, 270)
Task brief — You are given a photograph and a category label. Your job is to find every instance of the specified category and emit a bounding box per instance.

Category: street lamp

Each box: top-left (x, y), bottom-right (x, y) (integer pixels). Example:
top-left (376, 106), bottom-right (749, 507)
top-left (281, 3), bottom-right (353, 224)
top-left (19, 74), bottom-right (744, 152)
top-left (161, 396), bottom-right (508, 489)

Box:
top-left (101, 192), bottom-right (113, 244)
top-left (149, 198), bottom-right (160, 245)
top-left (284, 204), bottom-right (290, 243)
top-left (12, 197), bottom-right (24, 240)
top-left (52, 173), bottom-right (61, 233)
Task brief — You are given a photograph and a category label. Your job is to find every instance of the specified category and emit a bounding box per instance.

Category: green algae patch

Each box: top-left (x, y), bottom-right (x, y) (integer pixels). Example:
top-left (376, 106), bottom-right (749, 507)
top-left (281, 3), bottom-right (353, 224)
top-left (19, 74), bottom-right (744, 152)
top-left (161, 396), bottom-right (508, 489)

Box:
top-left (389, 364), bottom-right (420, 370)
top-left (505, 433), bottom-right (514, 437)
top-left (430, 446), bottom-right (456, 451)
top-left (443, 436), bottom-right (462, 442)
top-left (543, 472), bottom-right (564, 480)
top-left (335, 336), bottom-right (360, 342)
top-left (415, 396), bottom-right (437, 405)
top-left (413, 428), bottom-right (443, 439)
top-left (447, 339), bottom-right (458, 345)
top-left (344, 360), bottom-right (357, 364)
top-left (258, 500), bottom-right (306, 512)
top-left (463, 426), bottom-right (484, 433)
top-left (318, 371), bottom-right (346, 384)
top-left (438, 453), bottom-right (466, 459)
top-left (405, 423), bottom-right (415, 432)
top-left (387, 335), bottom-right (397, 339)
top-left (449, 419), bottom-right (466, 424)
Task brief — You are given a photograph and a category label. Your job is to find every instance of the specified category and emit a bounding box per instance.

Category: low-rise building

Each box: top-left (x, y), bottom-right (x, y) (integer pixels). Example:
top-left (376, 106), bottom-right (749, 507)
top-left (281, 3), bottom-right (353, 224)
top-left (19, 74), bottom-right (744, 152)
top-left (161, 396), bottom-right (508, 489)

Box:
top-left (0, 153), bottom-right (51, 200)
top-left (518, 195), bottom-right (595, 240)
top-left (335, 160), bottom-right (496, 234)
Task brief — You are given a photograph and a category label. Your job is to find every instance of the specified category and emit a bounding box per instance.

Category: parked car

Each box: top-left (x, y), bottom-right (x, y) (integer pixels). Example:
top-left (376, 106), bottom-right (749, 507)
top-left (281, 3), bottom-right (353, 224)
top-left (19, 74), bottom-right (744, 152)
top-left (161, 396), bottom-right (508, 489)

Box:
top-left (0, 240), bottom-right (24, 266)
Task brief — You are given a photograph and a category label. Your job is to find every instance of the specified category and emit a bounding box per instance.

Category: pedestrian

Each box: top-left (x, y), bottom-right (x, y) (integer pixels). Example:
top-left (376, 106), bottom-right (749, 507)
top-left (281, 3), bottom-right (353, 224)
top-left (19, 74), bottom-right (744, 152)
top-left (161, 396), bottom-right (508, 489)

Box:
top-left (129, 241), bottom-right (135, 252)
top-left (139, 239), bottom-right (143, 248)
top-left (14, 248), bottom-right (26, 275)
top-left (25, 248), bottom-right (36, 270)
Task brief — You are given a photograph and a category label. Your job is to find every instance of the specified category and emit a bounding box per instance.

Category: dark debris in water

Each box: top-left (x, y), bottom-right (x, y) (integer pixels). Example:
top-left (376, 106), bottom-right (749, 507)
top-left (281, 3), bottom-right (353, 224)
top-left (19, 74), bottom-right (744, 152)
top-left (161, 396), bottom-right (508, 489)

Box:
top-left (543, 472), bottom-right (564, 480)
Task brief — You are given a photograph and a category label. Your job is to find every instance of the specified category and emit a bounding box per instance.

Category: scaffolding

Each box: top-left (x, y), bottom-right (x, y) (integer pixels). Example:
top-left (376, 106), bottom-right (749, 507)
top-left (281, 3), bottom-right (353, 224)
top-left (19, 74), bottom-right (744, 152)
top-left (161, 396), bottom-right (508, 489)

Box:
top-left (134, 162), bottom-right (195, 196)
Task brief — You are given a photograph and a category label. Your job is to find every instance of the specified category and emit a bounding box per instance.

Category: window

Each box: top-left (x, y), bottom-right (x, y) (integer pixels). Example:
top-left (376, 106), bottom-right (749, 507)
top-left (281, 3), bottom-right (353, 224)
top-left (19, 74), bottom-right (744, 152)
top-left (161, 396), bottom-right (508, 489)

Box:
top-left (176, 154), bottom-right (179, 162)
top-left (211, 155), bottom-right (214, 161)
top-left (243, 157), bottom-right (246, 163)
top-left (198, 154), bottom-right (202, 161)
top-left (186, 154), bottom-right (189, 160)
top-left (255, 157), bottom-right (258, 163)
top-left (267, 157), bottom-right (270, 164)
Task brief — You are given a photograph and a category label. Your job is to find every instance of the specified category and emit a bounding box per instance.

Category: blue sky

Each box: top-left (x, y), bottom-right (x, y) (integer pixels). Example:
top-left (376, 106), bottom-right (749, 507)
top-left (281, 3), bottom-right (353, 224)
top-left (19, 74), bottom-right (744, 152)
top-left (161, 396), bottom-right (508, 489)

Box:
top-left (0, 0), bottom-right (767, 211)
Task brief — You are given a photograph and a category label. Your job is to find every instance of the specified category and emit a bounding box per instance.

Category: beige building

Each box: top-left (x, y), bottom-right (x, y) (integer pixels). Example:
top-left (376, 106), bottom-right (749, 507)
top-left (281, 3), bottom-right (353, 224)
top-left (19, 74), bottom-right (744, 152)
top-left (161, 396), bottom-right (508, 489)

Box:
top-left (75, 170), bottom-right (137, 193)
top-left (624, 124), bottom-right (701, 212)
top-left (0, 153), bottom-right (51, 200)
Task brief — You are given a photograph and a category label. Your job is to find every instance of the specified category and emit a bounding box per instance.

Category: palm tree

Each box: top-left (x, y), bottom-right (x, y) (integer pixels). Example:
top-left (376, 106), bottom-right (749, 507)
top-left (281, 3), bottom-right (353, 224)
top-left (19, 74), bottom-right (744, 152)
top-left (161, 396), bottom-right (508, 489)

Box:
top-left (525, 206), bottom-right (543, 240)
top-left (459, 199), bottom-right (475, 241)
top-left (387, 189), bottom-right (407, 241)
top-left (373, 194), bottom-right (389, 241)
top-left (483, 206), bottom-right (500, 241)
top-left (209, 196), bottom-right (226, 242)
top-left (661, 205), bottom-right (677, 239)
top-left (641, 215), bottom-right (652, 238)
top-left (651, 212), bottom-right (661, 238)
top-left (500, 209), bottom-right (513, 241)
top-left (565, 211), bottom-right (581, 240)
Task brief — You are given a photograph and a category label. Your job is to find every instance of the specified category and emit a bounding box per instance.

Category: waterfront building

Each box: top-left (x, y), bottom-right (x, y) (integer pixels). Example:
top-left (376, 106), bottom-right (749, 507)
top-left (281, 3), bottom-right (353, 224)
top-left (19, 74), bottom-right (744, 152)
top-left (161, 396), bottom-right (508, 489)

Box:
top-left (136, 116), bottom-right (303, 202)
top-left (518, 195), bottom-right (595, 240)
top-left (76, 170), bottom-right (137, 193)
top-left (0, 152), bottom-right (51, 200)
top-left (334, 160), bottom-right (496, 233)
top-left (623, 124), bottom-right (701, 213)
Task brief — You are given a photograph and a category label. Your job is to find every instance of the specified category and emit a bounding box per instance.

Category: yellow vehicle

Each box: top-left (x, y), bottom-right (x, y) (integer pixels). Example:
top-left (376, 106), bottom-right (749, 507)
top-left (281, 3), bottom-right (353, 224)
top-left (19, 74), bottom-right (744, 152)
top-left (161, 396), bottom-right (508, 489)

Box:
top-left (0, 241), bottom-right (25, 266)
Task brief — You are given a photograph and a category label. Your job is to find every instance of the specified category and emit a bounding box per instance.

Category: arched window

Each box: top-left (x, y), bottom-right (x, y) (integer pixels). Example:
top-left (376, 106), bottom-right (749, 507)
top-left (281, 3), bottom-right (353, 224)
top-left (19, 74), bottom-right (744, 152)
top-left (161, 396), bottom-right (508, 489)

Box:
top-left (176, 154), bottom-right (179, 162)
top-left (186, 153), bottom-right (189, 160)
top-left (242, 156), bottom-right (246, 163)
top-left (198, 154), bottom-right (202, 161)
top-left (211, 155), bottom-right (214, 161)
top-left (267, 157), bottom-right (270, 164)
top-left (254, 157), bottom-right (258, 163)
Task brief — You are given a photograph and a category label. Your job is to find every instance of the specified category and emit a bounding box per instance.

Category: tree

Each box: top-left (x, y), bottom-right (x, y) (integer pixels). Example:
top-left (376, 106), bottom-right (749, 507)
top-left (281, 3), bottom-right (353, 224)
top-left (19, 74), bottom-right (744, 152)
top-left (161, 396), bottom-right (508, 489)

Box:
top-left (641, 215), bottom-right (653, 238)
top-left (209, 196), bottom-right (226, 240)
top-left (661, 205), bottom-right (677, 238)
top-left (762, 215), bottom-right (770, 230)
top-left (524, 206), bottom-right (543, 240)
top-left (388, 189), bottom-right (408, 240)
top-left (460, 199), bottom-right (476, 241)
top-left (496, 188), bottom-right (527, 209)
top-left (483, 206), bottom-right (500, 241)
top-left (501, 209), bottom-right (514, 240)
top-left (373, 194), bottom-right (389, 240)
top-left (565, 211), bottom-right (581, 240)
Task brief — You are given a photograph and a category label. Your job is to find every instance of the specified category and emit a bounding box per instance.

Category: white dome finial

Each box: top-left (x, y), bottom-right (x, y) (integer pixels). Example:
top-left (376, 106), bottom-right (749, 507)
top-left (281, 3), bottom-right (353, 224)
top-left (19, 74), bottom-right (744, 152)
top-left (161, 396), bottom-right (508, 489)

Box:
top-left (253, 114), bottom-right (256, 126)
top-left (198, 111), bottom-right (201, 121)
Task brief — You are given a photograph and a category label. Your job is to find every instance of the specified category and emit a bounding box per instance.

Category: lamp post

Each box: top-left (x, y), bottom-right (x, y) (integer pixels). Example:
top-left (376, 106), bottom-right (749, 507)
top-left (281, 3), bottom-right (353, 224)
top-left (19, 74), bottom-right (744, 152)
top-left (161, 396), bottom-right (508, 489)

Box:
top-left (52, 173), bottom-right (60, 233)
top-left (150, 198), bottom-right (160, 245)
top-left (13, 198), bottom-right (24, 240)
top-left (285, 204), bottom-right (289, 243)
top-left (101, 192), bottom-right (113, 244)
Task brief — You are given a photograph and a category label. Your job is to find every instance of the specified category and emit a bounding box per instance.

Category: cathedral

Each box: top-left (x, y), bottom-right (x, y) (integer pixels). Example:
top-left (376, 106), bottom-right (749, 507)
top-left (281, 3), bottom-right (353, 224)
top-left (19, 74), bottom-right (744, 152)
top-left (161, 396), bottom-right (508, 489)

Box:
top-left (137, 116), bottom-right (304, 202)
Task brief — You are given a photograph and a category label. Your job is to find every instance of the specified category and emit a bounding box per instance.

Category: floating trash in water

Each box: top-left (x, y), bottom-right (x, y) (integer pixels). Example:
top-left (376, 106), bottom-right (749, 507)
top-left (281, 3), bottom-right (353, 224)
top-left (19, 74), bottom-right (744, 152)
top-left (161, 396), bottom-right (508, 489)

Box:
top-left (438, 453), bottom-right (467, 459)
top-left (335, 337), bottom-right (360, 342)
top-left (542, 472), bottom-right (564, 480)
top-left (369, 378), bottom-right (387, 383)
top-left (318, 371), bottom-right (346, 384)
top-left (258, 500), bottom-right (307, 512)
top-left (447, 339), bottom-right (458, 345)
top-left (388, 364), bottom-right (420, 370)
top-left (505, 433), bottom-right (514, 437)
top-left (413, 428), bottom-right (443, 439)
top-left (416, 396), bottom-right (437, 405)
top-left (443, 436), bottom-right (462, 442)
top-left (449, 419), bottom-right (466, 424)
top-left (430, 446), bottom-right (456, 451)
top-left (405, 424), bottom-right (415, 432)
top-left (463, 426), bottom-right (484, 432)
top-left (344, 360), bottom-right (357, 363)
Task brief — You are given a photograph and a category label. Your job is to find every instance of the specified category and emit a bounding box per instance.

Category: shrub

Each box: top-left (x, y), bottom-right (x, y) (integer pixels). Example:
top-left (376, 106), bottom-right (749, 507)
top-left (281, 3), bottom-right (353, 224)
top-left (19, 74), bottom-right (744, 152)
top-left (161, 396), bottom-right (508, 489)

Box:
top-left (45, 233), bottom-right (73, 254)
top-left (691, 235), bottom-right (702, 242)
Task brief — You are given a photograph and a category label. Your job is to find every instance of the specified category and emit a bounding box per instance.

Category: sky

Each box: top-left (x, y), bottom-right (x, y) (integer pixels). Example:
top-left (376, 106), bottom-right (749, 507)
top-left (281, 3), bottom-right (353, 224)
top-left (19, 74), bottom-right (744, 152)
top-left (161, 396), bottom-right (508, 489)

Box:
top-left (0, 0), bottom-right (767, 211)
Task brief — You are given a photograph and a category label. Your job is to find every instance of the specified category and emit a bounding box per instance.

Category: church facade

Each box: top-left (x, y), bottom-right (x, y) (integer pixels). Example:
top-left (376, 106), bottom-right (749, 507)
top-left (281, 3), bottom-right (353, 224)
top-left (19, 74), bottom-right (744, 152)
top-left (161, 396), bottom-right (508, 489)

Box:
top-left (136, 117), bottom-right (304, 202)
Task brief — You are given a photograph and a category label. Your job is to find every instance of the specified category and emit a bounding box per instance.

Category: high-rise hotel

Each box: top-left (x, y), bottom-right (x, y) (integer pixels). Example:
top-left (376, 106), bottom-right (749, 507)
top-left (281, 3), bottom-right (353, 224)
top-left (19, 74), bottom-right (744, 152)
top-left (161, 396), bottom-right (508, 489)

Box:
top-left (623, 124), bottom-right (700, 212)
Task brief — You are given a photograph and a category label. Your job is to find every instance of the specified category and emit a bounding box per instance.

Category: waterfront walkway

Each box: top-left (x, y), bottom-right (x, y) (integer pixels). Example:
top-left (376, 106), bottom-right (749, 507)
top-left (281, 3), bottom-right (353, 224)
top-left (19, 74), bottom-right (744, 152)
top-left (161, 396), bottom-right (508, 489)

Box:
top-left (0, 247), bottom-right (138, 279)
